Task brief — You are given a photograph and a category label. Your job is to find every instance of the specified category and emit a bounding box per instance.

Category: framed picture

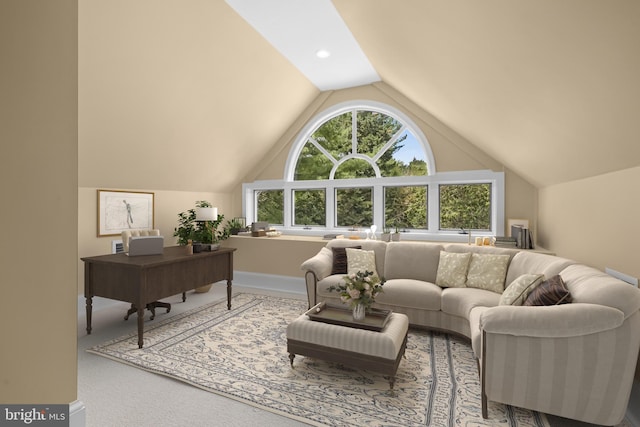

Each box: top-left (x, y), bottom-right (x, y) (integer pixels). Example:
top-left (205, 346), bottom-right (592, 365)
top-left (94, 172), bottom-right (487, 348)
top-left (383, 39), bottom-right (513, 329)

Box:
top-left (97, 190), bottom-right (154, 236)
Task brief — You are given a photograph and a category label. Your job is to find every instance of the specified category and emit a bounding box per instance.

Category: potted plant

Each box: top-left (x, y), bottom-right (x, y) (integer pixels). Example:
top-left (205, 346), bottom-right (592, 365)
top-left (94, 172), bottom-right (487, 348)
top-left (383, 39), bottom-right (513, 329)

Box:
top-left (174, 201), bottom-right (230, 292)
top-left (174, 201), bottom-right (229, 250)
top-left (224, 217), bottom-right (247, 236)
top-left (381, 226), bottom-right (392, 242)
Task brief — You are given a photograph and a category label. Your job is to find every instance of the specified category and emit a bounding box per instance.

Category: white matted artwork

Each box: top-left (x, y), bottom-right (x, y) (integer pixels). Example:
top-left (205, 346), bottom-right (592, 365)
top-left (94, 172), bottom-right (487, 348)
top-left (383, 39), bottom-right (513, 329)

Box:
top-left (97, 190), bottom-right (154, 236)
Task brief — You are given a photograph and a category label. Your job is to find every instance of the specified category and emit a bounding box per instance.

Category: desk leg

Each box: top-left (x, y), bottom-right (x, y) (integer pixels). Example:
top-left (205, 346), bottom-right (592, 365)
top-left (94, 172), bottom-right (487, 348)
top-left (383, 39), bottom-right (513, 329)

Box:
top-left (137, 307), bottom-right (145, 349)
top-left (227, 280), bottom-right (232, 310)
top-left (85, 296), bottom-right (93, 334)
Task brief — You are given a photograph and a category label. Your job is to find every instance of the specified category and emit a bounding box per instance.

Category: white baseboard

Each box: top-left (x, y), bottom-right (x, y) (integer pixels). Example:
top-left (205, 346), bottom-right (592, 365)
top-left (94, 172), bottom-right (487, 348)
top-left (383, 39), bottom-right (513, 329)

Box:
top-left (69, 400), bottom-right (85, 427)
top-left (232, 271), bottom-right (306, 295)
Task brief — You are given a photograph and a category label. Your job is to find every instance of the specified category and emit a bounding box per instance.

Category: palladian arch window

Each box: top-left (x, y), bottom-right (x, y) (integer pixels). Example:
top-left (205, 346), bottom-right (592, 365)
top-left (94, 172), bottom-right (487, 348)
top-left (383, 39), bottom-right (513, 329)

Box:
top-left (243, 101), bottom-right (504, 240)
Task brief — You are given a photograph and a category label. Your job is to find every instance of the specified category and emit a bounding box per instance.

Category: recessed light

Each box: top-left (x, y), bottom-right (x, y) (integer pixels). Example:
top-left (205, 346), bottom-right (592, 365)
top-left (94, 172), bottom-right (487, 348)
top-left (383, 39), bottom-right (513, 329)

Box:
top-left (316, 49), bottom-right (331, 59)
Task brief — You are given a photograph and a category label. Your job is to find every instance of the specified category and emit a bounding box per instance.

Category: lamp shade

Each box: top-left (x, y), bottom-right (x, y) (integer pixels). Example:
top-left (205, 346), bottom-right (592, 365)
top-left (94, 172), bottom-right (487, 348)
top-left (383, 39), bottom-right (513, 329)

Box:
top-left (195, 207), bottom-right (218, 221)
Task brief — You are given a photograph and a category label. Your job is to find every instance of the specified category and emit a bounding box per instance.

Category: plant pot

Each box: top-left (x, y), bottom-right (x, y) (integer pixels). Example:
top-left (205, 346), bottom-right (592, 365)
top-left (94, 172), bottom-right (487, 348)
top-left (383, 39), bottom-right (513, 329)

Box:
top-left (381, 233), bottom-right (391, 242)
top-left (194, 284), bottom-right (212, 293)
top-left (391, 233), bottom-right (401, 241)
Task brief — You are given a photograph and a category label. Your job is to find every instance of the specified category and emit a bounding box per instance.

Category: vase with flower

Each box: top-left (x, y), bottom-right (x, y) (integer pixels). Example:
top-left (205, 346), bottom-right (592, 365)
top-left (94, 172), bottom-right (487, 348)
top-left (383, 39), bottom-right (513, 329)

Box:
top-left (328, 270), bottom-right (385, 321)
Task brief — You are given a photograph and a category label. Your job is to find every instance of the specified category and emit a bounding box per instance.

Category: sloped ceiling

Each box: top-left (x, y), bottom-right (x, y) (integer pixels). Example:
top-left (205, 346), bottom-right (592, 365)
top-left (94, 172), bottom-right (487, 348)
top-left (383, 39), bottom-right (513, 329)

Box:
top-left (334, 0), bottom-right (640, 187)
top-left (78, 0), bottom-right (318, 192)
top-left (79, 1), bottom-right (640, 192)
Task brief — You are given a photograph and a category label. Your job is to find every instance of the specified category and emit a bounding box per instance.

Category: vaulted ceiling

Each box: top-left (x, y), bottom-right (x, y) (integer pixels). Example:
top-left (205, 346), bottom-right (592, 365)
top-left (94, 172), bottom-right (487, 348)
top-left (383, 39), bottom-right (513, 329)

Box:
top-left (79, 1), bottom-right (640, 192)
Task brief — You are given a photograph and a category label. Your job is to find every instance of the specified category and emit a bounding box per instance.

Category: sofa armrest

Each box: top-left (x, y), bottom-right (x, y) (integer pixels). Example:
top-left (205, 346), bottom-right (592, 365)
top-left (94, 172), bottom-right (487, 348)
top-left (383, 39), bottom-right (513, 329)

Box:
top-left (479, 303), bottom-right (624, 338)
top-left (300, 246), bottom-right (333, 281)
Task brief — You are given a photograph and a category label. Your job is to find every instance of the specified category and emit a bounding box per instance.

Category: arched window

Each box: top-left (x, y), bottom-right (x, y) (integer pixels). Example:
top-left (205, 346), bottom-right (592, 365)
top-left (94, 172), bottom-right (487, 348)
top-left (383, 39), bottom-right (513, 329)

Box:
top-left (243, 101), bottom-right (504, 240)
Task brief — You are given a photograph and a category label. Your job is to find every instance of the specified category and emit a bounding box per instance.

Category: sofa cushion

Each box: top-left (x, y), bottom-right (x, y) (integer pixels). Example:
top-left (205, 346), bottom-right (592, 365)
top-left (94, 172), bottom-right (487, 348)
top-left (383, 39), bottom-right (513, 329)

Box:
top-left (505, 251), bottom-right (575, 285)
top-left (466, 253), bottom-right (511, 293)
top-left (384, 241), bottom-right (444, 282)
top-left (523, 274), bottom-right (572, 306)
top-left (330, 245), bottom-right (361, 275)
top-left (345, 248), bottom-right (378, 276)
top-left (375, 279), bottom-right (441, 311)
top-left (317, 275), bottom-right (348, 300)
top-left (499, 274), bottom-right (545, 306)
top-left (442, 287), bottom-right (500, 319)
top-left (435, 251), bottom-right (472, 288)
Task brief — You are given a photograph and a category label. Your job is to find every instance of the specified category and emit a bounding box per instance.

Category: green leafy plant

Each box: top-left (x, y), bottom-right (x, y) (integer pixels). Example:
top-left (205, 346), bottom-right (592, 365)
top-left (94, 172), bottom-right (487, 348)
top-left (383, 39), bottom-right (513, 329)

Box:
top-left (173, 201), bottom-right (229, 245)
top-left (224, 217), bottom-right (247, 235)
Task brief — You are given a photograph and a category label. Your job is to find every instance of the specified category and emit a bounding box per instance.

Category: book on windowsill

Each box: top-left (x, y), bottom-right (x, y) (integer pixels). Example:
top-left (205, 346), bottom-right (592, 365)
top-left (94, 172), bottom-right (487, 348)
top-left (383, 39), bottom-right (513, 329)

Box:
top-left (323, 234), bottom-right (345, 240)
top-left (494, 237), bottom-right (517, 247)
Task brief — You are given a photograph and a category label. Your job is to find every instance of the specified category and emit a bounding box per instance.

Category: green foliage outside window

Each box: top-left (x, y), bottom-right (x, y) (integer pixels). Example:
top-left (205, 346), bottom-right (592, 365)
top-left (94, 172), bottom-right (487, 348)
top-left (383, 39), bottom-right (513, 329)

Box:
top-left (294, 190), bottom-right (325, 226)
top-left (439, 184), bottom-right (491, 230)
top-left (385, 185), bottom-right (427, 230)
top-left (336, 188), bottom-right (373, 227)
top-left (256, 190), bottom-right (283, 225)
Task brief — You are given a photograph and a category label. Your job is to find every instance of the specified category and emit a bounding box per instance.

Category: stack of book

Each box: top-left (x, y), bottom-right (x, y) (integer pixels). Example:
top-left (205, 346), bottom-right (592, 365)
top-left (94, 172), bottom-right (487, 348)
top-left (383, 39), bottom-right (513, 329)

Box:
top-left (494, 236), bottom-right (518, 248)
top-left (510, 225), bottom-right (534, 249)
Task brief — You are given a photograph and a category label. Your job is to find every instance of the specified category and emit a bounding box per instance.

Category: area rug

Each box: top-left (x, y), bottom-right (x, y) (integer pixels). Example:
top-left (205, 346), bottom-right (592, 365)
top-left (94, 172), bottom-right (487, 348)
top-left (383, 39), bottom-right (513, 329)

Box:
top-left (88, 293), bottom-right (549, 427)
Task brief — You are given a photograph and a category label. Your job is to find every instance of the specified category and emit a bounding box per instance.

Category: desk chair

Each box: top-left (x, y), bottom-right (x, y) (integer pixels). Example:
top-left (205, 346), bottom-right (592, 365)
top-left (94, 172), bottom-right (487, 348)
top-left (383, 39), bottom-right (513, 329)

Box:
top-left (120, 229), bottom-right (183, 320)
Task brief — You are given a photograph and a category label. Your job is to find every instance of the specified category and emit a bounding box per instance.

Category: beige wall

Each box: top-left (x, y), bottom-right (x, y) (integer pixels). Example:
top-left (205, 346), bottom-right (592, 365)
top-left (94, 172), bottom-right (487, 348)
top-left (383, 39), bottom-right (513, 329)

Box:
top-left (538, 166), bottom-right (640, 280)
top-left (77, 188), bottom-right (235, 293)
top-left (0, 0), bottom-right (78, 403)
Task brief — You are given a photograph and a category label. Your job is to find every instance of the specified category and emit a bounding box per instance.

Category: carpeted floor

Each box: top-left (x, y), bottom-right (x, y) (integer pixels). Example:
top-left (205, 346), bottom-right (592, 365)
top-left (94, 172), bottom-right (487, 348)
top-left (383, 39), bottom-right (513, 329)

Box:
top-left (78, 285), bottom-right (635, 427)
top-left (87, 292), bottom-right (549, 427)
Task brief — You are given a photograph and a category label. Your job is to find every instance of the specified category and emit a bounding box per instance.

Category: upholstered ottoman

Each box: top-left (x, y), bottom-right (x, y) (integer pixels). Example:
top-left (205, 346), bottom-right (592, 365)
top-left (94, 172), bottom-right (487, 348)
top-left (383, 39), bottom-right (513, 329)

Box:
top-left (286, 312), bottom-right (409, 390)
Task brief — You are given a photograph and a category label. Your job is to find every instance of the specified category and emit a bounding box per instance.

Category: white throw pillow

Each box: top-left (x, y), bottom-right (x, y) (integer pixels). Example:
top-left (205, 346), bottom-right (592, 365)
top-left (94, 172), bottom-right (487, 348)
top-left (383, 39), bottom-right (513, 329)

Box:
top-left (345, 248), bottom-right (378, 276)
top-left (500, 274), bottom-right (545, 305)
top-left (435, 251), bottom-right (471, 288)
top-left (466, 253), bottom-right (511, 294)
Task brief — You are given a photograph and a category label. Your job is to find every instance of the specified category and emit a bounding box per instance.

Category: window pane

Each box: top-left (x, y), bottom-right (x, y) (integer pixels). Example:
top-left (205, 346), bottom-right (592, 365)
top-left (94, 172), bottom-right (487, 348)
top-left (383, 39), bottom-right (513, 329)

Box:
top-left (312, 112), bottom-right (352, 160)
top-left (295, 142), bottom-right (333, 180)
top-left (356, 110), bottom-right (402, 157)
top-left (378, 130), bottom-right (428, 177)
top-left (385, 186), bottom-right (427, 230)
top-left (334, 158), bottom-right (376, 179)
top-left (293, 189), bottom-right (326, 226)
top-left (256, 190), bottom-right (283, 225)
top-left (439, 184), bottom-right (491, 230)
top-left (336, 188), bottom-right (373, 227)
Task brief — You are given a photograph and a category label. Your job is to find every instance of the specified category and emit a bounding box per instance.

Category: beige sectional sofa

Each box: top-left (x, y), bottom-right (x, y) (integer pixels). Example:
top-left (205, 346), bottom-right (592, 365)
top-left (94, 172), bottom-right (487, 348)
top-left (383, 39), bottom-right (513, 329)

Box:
top-left (301, 239), bottom-right (640, 426)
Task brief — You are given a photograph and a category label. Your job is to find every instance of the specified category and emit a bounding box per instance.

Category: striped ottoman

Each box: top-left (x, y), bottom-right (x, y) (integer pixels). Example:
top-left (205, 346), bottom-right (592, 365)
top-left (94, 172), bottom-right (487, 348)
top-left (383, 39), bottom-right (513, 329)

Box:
top-left (286, 312), bottom-right (409, 391)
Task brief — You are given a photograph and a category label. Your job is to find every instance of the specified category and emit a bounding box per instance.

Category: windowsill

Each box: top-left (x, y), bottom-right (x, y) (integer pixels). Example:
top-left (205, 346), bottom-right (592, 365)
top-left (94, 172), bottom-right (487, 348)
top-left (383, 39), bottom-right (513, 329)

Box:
top-left (229, 230), bottom-right (489, 244)
top-left (227, 232), bottom-right (552, 254)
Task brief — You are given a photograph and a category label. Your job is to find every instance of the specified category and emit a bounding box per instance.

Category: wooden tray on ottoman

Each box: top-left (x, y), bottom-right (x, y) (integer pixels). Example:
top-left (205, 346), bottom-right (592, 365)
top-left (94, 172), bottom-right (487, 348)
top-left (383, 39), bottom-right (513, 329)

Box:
top-left (304, 302), bottom-right (391, 332)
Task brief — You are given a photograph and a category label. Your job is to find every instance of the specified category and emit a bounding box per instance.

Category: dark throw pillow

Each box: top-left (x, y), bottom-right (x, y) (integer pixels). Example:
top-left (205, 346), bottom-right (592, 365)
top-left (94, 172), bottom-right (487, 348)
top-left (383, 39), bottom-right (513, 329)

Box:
top-left (330, 246), bottom-right (362, 275)
top-left (523, 274), bottom-right (572, 306)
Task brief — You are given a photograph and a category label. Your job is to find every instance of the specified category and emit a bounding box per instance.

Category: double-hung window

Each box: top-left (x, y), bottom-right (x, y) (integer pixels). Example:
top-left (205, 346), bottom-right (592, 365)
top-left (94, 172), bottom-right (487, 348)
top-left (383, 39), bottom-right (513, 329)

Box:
top-left (243, 101), bottom-right (504, 240)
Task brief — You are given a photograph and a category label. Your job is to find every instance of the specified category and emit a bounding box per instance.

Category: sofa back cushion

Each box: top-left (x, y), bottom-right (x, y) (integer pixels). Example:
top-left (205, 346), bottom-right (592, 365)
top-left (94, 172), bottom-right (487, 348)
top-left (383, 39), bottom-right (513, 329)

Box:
top-left (384, 241), bottom-right (443, 282)
top-left (326, 239), bottom-right (387, 278)
top-left (561, 264), bottom-right (640, 319)
top-left (505, 251), bottom-right (575, 285)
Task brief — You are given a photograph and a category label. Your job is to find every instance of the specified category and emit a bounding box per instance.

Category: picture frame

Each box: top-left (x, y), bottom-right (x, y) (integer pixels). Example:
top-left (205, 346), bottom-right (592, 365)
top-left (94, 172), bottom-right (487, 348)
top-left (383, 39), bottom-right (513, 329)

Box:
top-left (97, 189), bottom-right (154, 236)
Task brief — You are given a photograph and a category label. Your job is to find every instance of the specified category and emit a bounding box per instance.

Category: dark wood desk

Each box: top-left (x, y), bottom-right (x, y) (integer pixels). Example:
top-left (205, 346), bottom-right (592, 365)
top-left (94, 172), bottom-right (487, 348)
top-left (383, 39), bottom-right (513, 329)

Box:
top-left (82, 246), bottom-right (236, 348)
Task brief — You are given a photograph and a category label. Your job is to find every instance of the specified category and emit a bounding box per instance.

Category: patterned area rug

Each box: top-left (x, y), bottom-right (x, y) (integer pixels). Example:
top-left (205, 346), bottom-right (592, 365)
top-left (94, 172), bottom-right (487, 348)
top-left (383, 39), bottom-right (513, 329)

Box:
top-left (88, 293), bottom-right (549, 427)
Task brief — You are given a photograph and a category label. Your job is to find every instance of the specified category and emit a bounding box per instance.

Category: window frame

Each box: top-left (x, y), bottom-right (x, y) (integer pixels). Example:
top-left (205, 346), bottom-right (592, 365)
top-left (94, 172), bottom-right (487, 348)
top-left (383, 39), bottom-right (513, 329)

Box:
top-left (242, 101), bottom-right (505, 241)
